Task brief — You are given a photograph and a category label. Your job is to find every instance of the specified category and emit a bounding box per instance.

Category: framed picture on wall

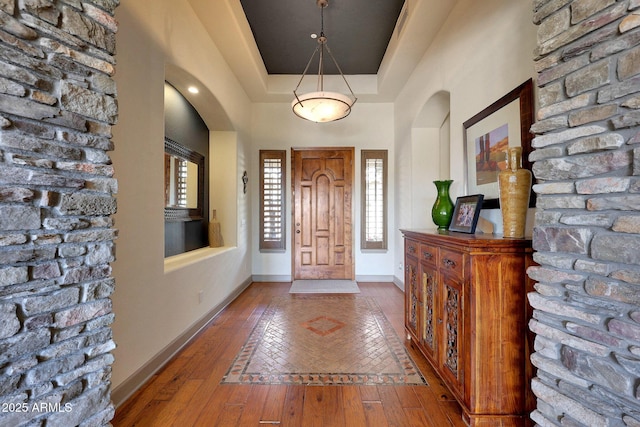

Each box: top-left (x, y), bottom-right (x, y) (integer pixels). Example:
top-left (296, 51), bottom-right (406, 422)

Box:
top-left (462, 79), bottom-right (535, 209)
top-left (449, 194), bottom-right (484, 233)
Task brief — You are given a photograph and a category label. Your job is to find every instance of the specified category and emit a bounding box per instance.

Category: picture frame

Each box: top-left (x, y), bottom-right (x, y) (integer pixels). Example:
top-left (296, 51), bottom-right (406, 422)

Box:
top-left (462, 79), bottom-right (535, 209)
top-left (449, 194), bottom-right (484, 234)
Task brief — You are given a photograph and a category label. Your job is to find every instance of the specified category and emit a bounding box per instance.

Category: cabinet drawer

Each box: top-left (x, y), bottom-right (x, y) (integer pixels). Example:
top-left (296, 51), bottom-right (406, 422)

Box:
top-left (440, 249), bottom-right (464, 279)
top-left (405, 239), bottom-right (419, 257)
top-left (420, 244), bottom-right (437, 266)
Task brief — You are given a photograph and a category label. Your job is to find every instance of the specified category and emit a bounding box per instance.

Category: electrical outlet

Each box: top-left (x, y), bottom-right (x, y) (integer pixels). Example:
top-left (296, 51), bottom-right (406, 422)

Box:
top-left (398, 262), bottom-right (403, 271)
top-left (198, 290), bottom-right (204, 303)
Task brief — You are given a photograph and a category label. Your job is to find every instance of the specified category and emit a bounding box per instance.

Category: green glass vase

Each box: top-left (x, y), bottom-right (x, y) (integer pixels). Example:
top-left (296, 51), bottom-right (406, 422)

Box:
top-left (431, 180), bottom-right (454, 231)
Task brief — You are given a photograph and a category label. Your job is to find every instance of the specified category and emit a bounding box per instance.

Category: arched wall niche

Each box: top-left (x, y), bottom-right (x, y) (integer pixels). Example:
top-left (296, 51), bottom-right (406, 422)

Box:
top-left (410, 91), bottom-right (451, 228)
top-left (164, 64), bottom-right (239, 258)
top-left (165, 63), bottom-right (234, 131)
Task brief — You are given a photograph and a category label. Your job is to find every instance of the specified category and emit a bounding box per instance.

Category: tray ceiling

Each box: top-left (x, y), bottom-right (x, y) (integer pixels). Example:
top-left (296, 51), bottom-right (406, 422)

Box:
top-left (239, 0), bottom-right (405, 75)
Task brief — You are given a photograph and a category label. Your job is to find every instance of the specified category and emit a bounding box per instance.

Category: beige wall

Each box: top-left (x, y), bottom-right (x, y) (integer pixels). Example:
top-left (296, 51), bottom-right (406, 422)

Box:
top-left (393, 0), bottom-right (537, 281)
top-left (111, 0), bottom-right (252, 394)
top-left (250, 102), bottom-right (397, 280)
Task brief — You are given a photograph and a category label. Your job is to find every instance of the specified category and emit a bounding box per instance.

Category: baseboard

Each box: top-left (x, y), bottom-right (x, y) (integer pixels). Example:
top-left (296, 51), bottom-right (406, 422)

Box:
top-left (252, 274), bottom-right (292, 282)
top-left (253, 274), bottom-right (398, 284)
top-left (393, 275), bottom-right (404, 291)
top-left (110, 276), bottom-right (253, 408)
top-left (355, 275), bottom-right (395, 282)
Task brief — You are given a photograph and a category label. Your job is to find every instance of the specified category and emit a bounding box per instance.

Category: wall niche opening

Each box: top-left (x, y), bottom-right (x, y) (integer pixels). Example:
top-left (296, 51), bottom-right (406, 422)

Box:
top-left (164, 82), bottom-right (209, 257)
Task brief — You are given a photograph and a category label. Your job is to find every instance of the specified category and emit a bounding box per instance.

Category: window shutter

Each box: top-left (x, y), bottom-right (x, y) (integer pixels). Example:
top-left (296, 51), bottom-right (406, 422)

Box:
top-left (361, 150), bottom-right (387, 250)
top-left (260, 150), bottom-right (286, 251)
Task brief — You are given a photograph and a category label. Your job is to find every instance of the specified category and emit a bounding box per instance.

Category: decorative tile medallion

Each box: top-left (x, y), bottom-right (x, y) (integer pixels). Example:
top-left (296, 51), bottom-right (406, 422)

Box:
top-left (221, 295), bottom-right (426, 385)
top-left (300, 316), bottom-right (346, 336)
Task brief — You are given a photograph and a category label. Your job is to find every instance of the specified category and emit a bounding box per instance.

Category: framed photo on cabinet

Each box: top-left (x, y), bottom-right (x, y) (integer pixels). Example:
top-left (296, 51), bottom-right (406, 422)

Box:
top-left (449, 194), bottom-right (484, 234)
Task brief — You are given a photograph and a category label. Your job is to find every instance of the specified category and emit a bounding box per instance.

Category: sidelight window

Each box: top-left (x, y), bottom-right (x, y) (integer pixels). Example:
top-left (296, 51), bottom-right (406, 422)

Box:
top-left (361, 150), bottom-right (388, 250)
top-left (260, 150), bottom-right (286, 251)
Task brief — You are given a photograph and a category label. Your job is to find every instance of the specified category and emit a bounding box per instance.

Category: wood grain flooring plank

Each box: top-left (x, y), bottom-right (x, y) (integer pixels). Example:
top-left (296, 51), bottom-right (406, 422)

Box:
top-left (118, 399), bottom-right (167, 427)
top-left (362, 401), bottom-right (389, 427)
top-left (170, 367), bottom-right (235, 426)
top-left (225, 383), bottom-right (252, 406)
top-left (413, 384), bottom-right (464, 426)
top-left (377, 385), bottom-right (410, 426)
top-left (280, 385), bottom-right (305, 427)
top-left (186, 334), bottom-right (238, 380)
top-left (320, 386), bottom-right (346, 427)
top-left (440, 400), bottom-right (468, 427)
top-left (358, 385), bottom-right (381, 402)
top-left (151, 379), bottom-right (203, 426)
top-left (113, 375), bottom-right (160, 426)
top-left (393, 385), bottom-right (422, 409)
top-left (302, 386), bottom-right (324, 427)
top-left (341, 386), bottom-right (368, 427)
top-left (237, 384), bottom-right (271, 426)
top-left (190, 383), bottom-right (240, 425)
top-left (212, 403), bottom-right (243, 427)
top-left (259, 384), bottom-right (287, 424)
top-left (148, 355), bottom-right (193, 401)
top-left (403, 407), bottom-right (434, 427)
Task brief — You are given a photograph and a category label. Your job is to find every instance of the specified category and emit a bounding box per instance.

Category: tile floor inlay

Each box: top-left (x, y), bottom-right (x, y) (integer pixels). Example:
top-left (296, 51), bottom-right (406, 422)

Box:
top-left (300, 316), bottom-right (346, 336)
top-left (221, 295), bottom-right (426, 385)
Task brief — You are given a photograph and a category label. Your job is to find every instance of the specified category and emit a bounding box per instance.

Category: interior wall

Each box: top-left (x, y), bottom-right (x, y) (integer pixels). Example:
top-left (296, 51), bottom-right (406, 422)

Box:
top-left (411, 91), bottom-right (452, 229)
top-left (111, 0), bottom-right (252, 398)
top-left (410, 127), bottom-right (441, 228)
top-left (440, 114), bottom-right (451, 182)
top-left (210, 131), bottom-right (239, 248)
top-left (393, 0), bottom-right (536, 281)
top-left (250, 102), bottom-right (396, 281)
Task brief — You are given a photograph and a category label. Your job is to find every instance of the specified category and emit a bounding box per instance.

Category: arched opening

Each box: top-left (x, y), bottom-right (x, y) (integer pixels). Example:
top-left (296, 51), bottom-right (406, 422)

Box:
top-left (163, 65), bottom-right (239, 261)
top-left (410, 91), bottom-right (451, 228)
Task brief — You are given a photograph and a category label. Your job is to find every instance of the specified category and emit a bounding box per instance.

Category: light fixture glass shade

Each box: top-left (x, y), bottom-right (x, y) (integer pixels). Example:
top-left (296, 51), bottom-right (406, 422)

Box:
top-left (291, 91), bottom-right (354, 123)
top-left (292, 1), bottom-right (356, 123)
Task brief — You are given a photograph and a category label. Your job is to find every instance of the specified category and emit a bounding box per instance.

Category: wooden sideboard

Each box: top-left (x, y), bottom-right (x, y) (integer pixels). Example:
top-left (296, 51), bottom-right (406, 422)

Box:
top-left (401, 229), bottom-right (535, 426)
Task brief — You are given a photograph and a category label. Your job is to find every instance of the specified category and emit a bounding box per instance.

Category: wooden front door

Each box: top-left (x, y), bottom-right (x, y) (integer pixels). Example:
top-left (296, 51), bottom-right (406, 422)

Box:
top-left (292, 148), bottom-right (354, 280)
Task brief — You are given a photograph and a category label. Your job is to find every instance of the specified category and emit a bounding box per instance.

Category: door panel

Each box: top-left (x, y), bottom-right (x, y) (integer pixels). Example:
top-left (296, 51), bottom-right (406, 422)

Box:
top-left (292, 148), bottom-right (354, 280)
top-left (440, 274), bottom-right (464, 393)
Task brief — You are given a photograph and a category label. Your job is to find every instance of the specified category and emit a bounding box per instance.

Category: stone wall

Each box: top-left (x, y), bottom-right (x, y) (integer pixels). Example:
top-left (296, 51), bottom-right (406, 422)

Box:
top-left (0, 1), bottom-right (118, 426)
top-left (529, 0), bottom-right (640, 425)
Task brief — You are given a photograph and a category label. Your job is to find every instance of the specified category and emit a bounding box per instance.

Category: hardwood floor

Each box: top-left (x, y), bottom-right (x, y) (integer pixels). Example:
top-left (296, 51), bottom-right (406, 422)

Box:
top-left (112, 282), bottom-right (467, 426)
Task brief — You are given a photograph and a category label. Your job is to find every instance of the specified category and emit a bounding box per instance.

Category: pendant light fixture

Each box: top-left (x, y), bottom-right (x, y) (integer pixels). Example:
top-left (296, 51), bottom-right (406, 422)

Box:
top-left (292, 0), bottom-right (357, 123)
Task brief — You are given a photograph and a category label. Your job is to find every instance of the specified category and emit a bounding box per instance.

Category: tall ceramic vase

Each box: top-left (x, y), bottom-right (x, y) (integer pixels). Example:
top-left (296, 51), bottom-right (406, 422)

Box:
top-left (208, 209), bottom-right (224, 247)
top-left (498, 147), bottom-right (531, 238)
top-left (431, 180), bottom-right (454, 231)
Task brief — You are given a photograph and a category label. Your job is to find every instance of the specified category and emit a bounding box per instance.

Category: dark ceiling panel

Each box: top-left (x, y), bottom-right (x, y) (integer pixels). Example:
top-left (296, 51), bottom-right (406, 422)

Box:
top-left (240, 0), bottom-right (405, 75)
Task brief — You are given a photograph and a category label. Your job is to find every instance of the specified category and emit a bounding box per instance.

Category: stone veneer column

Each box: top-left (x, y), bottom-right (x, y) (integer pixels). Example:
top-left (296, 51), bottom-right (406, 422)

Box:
top-left (0, 1), bottom-right (119, 426)
top-left (529, 0), bottom-right (640, 425)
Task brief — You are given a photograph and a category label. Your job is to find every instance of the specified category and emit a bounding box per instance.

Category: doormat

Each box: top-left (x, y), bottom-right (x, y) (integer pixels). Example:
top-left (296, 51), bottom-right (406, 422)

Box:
top-left (289, 279), bottom-right (360, 294)
top-left (221, 295), bottom-right (426, 385)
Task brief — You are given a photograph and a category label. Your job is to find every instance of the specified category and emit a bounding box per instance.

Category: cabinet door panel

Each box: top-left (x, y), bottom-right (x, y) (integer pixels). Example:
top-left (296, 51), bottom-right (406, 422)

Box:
top-left (405, 254), bottom-right (419, 339)
top-left (440, 275), bottom-right (464, 392)
top-left (420, 263), bottom-right (437, 360)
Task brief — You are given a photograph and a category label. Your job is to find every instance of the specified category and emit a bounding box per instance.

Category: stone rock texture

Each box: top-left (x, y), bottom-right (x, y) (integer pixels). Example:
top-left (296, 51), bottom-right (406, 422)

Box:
top-left (0, 1), bottom-right (118, 426)
top-left (530, 0), bottom-right (640, 425)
